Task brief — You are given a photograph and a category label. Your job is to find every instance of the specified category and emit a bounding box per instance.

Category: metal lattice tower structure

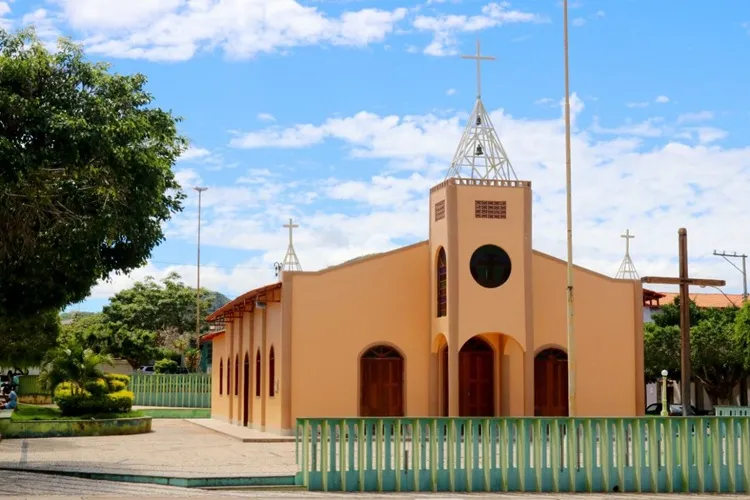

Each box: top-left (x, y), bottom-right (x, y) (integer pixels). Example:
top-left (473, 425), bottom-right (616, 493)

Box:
top-left (444, 39), bottom-right (518, 181)
top-left (281, 218), bottom-right (302, 273)
top-left (615, 229), bottom-right (639, 280)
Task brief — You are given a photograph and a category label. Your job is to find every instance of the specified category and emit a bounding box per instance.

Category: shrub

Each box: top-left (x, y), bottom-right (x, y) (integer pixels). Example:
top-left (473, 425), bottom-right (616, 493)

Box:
top-left (155, 358), bottom-right (179, 374)
top-left (52, 375), bottom-right (134, 416)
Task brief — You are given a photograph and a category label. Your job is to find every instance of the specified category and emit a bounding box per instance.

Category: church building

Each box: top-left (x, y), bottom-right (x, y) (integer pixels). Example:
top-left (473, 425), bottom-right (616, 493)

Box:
top-left (205, 45), bottom-right (645, 435)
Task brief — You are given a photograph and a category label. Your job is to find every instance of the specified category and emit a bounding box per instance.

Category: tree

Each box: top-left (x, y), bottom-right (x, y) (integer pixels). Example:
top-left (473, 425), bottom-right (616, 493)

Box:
top-left (0, 309), bottom-right (60, 370)
top-left (103, 273), bottom-right (216, 348)
top-left (60, 312), bottom-right (160, 369)
top-left (38, 343), bottom-right (113, 394)
top-left (644, 298), bottom-right (747, 405)
top-left (0, 28), bottom-right (186, 319)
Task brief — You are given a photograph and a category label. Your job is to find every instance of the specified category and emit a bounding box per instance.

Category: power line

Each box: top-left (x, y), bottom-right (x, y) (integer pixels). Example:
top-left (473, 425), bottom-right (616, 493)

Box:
top-left (713, 250), bottom-right (748, 303)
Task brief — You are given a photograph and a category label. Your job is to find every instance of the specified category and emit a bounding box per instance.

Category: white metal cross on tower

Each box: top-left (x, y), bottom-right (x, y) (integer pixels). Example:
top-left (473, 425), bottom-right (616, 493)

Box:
top-left (461, 39), bottom-right (496, 99)
top-left (622, 229), bottom-right (634, 256)
top-left (615, 229), bottom-right (639, 280)
top-left (281, 217), bottom-right (302, 273)
top-left (444, 39), bottom-right (517, 181)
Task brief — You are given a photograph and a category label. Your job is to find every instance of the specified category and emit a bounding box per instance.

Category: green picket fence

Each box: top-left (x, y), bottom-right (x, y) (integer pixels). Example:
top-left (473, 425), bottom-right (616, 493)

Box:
top-left (128, 374), bottom-right (211, 408)
top-left (716, 406), bottom-right (750, 417)
top-left (17, 375), bottom-right (46, 396)
top-left (16, 374), bottom-right (212, 408)
top-left (296, 417), bottom-right (750, 493)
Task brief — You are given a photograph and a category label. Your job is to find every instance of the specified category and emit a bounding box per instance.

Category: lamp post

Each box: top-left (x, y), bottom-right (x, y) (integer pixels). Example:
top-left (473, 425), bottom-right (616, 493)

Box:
top-left (194, 187), bottom-right (208, 345)
top-left (562, 0), bottom-right (577, 416)
top-left (661, 369), bottom-right (669, 417)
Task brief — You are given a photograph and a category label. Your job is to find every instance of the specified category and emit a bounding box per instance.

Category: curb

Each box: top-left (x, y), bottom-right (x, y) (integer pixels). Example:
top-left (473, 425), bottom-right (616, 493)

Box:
top-left (0, 466), bottom-right (297, 489)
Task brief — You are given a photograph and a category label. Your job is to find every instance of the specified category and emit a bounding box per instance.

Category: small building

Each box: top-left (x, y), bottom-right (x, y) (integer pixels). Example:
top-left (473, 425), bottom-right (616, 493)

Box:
top-left (205, 72), bottom-right (646, 435)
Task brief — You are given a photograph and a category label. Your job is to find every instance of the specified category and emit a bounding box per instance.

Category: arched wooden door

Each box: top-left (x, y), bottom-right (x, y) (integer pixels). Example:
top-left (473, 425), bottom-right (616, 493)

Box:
top-left (459, 337), bottom-right (494, 417)
top-left (243, 354), bottom-right (250, 426)
top-left (360, 346), bottom-right (404, 417)
top-left (534, 348), bottom-right (569, 416)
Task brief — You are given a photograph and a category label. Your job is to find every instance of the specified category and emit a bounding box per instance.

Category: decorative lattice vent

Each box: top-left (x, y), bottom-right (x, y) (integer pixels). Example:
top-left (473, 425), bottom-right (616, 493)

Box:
top-left (435, 200), bottom-right (446, 221)
top-left (475, 200), bottom-right (507, 219)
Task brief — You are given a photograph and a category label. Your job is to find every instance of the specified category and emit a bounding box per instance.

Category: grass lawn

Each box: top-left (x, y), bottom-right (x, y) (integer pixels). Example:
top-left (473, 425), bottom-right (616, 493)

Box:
top-left (11, 404), bottom-right (145, 422)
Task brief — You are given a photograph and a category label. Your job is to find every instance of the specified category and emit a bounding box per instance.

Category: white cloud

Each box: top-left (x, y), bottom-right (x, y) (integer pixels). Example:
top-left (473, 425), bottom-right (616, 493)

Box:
top-left (446, 88), bottom-right (456, 96)
top-left (257, 112), bottom-right (276, 122)
top-left (676, 111), bottom-right (713, 124)
top-left (626, 102), bottom-right (649, 109)
top-left (414, 2), bottom-right (546, 56)
top-left (572, 17), bottom-right (586, 27)
top-left (183, 96), bottom-right (750, 301)
top-left (179, 146), bottom-right (211, 161)
top-left (15, 0), bottom-right (409, 61)
top-left (655, 95), bottom-right (670, 104)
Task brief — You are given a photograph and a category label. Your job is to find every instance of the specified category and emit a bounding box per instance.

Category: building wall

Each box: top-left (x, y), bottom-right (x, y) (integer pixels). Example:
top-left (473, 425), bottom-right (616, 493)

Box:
top-left (210, 334), bottom-right (229, 419)
top-left (532, 251), bottom-right (644, 416)
top-left (288, 241), bottom-right (431, 425)
top-left (265, 302), bottom-right (283, 432)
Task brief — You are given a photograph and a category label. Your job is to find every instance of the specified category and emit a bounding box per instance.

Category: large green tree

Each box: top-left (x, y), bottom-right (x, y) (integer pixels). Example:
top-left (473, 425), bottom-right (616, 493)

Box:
top-left (0, 28), bottom-right (186, 319)
top-left (644, 298), bottom-right (747, 405)
top-left (0, 309), bottom-right (60, 370)
top-left (61, 273), bottom-right (228, 368)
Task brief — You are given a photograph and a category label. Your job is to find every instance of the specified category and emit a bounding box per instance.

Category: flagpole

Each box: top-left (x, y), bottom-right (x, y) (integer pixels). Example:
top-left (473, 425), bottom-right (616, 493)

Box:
top-left (563, 0), bottom-right (577, 416)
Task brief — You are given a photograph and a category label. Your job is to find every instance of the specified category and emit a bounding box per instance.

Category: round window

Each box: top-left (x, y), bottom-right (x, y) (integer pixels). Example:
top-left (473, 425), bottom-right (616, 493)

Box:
top-left (469, 244), bottom-right (512, 288)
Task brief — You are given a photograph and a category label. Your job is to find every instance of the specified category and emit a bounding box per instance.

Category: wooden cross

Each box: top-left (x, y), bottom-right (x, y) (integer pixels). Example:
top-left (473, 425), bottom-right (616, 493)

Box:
top-left (621, 229), bottom-right (634, 256)
top-left (283, 218), bottom-right (298, 246)
top-left (641, 228), bottom-right (725, 416)
top-left (461, 39), bottom-right (495, 99)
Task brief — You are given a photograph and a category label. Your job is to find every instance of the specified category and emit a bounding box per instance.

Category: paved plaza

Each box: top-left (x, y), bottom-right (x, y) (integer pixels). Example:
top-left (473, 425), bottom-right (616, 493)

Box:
top-left (0, 419), bottom-right (297, 477)
top-left (2, 470), bottom-right (750, 499)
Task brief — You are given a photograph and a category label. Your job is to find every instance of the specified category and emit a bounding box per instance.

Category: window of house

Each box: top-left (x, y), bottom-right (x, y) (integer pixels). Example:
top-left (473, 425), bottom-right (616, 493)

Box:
top-left (234, 354), bottom-right (239, 396)
top-left (255, 350), bottom-right (261, 397)
top-left (437, 247), bottom-right (447, 317)
top-left (269, 346), bottom-right (276, 397)
top-left (219, 359), bottom-right (223, 395)
top-left (227, 357), bottom-right (231, 395)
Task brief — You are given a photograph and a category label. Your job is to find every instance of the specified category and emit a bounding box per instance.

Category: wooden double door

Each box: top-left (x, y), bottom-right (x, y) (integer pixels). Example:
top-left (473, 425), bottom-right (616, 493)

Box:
top-left (441, 338), bottom-right (495, 417)
top-left (534, 348), bottom-right (569, 417)
top-left (360, 346), bottom-right (404, 417)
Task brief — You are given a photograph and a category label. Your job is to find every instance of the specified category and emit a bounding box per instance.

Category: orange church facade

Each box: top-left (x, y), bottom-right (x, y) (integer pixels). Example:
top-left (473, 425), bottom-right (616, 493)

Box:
top-left (205, 177), bottom-right (645, 435)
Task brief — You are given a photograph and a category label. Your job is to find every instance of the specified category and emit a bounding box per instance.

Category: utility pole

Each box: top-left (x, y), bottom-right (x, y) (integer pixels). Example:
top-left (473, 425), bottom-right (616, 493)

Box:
top-left (194, 187), bottom-right (208, 345)
top-left (562, 0), bottom-right (576, 416)
top-left (713, 250), bottom-right (748, 303)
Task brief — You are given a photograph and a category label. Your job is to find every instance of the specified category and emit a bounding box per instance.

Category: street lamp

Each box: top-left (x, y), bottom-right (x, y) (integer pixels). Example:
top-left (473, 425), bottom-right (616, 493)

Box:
top-left (193, 187), bottom-right (208, 345)
top-left (661, 369), bottom-right (669, 417)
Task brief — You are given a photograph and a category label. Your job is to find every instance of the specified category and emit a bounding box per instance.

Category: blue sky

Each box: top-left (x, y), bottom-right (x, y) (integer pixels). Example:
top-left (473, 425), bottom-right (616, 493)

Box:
top-left (3, 0), bottom-right (750, 311)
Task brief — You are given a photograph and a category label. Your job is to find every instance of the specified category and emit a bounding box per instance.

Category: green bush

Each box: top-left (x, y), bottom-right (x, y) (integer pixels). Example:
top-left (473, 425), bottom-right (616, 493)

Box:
top-left (52, 376), bottom-right (134, 416)
top-left (155, 358), bottom-right (178, 374)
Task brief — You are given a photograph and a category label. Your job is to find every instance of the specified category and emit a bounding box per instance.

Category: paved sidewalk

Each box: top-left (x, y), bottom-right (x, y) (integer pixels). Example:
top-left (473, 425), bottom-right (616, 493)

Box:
top-left (0, 419), bottom-right (297, 478)
top-left (185, 418), bottom-right (295, 442)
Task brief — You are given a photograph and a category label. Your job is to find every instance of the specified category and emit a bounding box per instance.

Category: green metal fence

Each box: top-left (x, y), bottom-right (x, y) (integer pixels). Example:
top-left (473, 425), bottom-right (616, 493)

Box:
top-left (17, 375), bottom-right (45, 396)
top-left (715, 406), bottom-right (750, 417)
top-left (16, 374), bottom-right (212, 408)
top-left (128, 374), bottom-right (211, 408)
top-left (295, 417), bottom-right (750, 493)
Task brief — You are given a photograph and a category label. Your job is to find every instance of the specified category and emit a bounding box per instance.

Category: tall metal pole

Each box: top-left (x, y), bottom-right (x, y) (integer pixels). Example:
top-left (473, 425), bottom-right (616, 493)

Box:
top-left (563, 0), bottom-right (576, 416)
top-left (678, 228), bottom-right (692, 416)
top-left (194, 187), bottom-right (208, 343)
top-left (713, 250), bottom-right (748, 303)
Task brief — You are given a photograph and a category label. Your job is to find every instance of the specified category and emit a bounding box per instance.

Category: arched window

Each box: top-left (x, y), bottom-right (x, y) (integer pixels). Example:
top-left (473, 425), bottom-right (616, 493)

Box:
top-left (269, 346), bottom-right (276, 397)
top-left (255, 349), bottom-right (261, 397)
top-left (219, 359), bottom-right (224, 395)
top-left (234, 354), bottom-right (239, 396)
top-left (226, 356), bottom-right (231, 395)
top-left (437, 248), bottom-right (447, 317)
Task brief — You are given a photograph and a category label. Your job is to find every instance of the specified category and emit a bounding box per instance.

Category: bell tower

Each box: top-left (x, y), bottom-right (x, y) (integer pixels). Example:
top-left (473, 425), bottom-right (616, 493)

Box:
top-left (429, 40), bottom-right (534, 417)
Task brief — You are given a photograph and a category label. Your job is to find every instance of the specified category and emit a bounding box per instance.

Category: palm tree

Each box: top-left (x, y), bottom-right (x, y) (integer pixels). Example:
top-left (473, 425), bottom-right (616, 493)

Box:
top-left (39, 343), bottom-right (114, 394)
